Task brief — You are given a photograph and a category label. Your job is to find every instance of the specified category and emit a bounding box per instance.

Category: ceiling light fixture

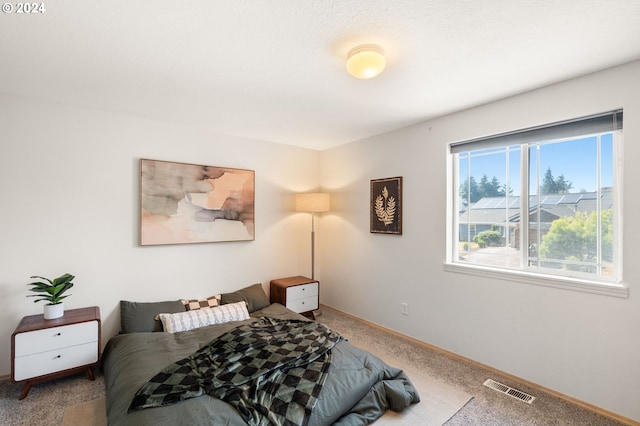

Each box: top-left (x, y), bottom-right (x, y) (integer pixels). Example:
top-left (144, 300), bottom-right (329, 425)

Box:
top-left (346, 44), bottom-right (386, 79)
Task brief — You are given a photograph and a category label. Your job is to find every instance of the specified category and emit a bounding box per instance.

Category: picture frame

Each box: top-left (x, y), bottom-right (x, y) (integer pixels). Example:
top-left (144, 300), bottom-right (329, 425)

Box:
top-left (370, 176), bottom-right (402, 235)
top-left (140, 159), bottom-right (255, 245)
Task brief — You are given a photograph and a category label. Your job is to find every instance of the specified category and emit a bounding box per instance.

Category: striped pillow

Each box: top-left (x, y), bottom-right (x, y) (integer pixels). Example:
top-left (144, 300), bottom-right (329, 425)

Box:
top-left (158, 301), bottom-right (249, 333)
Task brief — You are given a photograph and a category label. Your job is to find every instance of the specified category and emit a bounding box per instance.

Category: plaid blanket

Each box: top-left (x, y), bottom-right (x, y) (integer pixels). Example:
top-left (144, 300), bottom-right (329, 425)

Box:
top-left (128, 317), bottom-right (341, 426)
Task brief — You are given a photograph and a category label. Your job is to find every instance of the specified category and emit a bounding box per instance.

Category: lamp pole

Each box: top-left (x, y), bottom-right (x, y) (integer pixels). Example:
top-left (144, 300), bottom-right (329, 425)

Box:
top-left (310, 212), bottom-right (316, 279)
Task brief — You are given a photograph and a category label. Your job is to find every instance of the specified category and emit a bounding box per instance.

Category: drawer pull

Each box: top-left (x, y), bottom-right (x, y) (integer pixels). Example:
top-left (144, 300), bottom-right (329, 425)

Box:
top-left (55, 333), bottom-right (61, 336)
top-left (54, 355), bottom-right (61, 359)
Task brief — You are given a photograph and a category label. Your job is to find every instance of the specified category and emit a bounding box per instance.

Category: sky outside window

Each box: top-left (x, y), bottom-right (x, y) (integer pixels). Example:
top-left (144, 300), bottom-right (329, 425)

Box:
top-left (460, 134), bottom-right (613, 197)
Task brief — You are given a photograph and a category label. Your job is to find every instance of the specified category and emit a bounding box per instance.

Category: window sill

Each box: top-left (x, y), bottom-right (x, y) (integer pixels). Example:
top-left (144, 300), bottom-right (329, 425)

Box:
top-left (443, 263), bottom-right (629, 298)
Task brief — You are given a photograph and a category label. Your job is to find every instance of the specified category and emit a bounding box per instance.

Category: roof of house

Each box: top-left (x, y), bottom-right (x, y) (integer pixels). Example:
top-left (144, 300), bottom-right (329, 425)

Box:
top-left (459, 190), bottom-right (612, 225)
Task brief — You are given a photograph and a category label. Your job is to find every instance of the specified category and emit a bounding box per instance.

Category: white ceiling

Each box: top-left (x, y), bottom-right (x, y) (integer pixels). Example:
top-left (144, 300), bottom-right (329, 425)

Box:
top-left (2, 1), bottom-right (639, 150)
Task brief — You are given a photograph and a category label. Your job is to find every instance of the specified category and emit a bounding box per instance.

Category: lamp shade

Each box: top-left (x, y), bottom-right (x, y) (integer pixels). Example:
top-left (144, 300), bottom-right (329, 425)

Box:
top-left (346, 44), bottom-right (386, 79)
top-left (296, 193), bottom-right (330, 212)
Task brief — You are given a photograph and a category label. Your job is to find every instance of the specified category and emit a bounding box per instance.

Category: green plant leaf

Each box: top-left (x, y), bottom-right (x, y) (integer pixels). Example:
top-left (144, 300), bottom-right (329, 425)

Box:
top-left (52, 273), bottom-right (74, 286)
top-left (29, 275), bottom-right (53, 284)
top-left (27, 284), bottom-right (49, 291)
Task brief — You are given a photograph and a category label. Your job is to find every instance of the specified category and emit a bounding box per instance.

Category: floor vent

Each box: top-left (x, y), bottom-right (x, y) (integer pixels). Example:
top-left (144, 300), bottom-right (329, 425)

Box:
top-left (483, 379), bottom-right (535, 404)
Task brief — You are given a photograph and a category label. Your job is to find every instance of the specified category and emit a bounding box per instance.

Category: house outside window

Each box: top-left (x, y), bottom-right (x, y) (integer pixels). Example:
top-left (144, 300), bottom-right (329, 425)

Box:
top-left (448, 111), bottom-right (623, 291)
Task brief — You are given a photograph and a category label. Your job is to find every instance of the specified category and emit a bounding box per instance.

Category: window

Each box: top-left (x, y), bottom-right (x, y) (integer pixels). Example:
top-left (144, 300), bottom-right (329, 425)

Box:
top-left (449, 111), bottom-right (623, 292)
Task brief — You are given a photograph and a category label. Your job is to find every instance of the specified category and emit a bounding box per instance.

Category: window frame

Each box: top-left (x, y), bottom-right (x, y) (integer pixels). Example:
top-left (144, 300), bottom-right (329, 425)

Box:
top-left (445, 111), bottom-right (627, 298)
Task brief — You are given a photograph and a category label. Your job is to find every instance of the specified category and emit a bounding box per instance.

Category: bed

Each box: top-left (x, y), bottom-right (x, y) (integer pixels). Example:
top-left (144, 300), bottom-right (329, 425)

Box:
top-left (102, 285), bottom-right (420, 425)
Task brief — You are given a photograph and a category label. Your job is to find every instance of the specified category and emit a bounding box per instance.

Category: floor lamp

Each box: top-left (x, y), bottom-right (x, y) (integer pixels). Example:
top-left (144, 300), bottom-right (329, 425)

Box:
top-left (296, 193), bottom-right (330, 280)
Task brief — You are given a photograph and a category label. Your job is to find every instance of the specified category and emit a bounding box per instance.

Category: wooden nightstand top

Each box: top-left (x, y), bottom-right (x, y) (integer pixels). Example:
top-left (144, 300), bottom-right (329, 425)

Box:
top-left (14, 306), bottom-right (100, 335)
top-left (270, 276), bottom-right (316, 288)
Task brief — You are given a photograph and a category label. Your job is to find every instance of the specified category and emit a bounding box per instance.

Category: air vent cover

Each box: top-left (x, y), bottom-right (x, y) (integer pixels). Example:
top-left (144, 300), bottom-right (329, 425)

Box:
top-left (483, 379), bottom-right (535, 404)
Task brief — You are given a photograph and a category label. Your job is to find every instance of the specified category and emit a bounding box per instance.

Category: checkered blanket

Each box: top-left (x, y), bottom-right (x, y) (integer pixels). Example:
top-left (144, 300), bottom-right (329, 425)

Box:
top-left (128, 317), bottom-right (342, 426)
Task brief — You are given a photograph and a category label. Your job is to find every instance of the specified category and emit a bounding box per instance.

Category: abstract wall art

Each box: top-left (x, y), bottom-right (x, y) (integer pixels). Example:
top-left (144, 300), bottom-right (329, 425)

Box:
top-left (140, 159), bottom-right (255, 245)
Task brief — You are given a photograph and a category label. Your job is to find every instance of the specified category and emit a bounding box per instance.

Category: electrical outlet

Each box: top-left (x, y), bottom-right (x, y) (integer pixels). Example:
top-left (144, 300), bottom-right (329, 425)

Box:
top-left (401, 303), bottom-right (409, 316)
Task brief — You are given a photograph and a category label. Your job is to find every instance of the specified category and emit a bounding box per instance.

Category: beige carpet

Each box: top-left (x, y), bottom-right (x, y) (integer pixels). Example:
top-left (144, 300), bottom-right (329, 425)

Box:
top-left (63, 368), bottom-right (470, 426)
top-left (62, 396), bottom-right (106, 426)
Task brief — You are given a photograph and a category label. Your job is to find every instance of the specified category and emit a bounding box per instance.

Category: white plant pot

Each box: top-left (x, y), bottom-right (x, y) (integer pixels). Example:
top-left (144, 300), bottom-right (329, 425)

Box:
top-left (44, 303), bottom-right (64, 320)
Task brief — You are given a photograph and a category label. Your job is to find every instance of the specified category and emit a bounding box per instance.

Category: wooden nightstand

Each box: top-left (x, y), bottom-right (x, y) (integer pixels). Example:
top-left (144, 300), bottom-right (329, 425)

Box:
top-left (270, 276), bottom-right (319, 319)
top-left (11, 306), bottom-right (101, 400)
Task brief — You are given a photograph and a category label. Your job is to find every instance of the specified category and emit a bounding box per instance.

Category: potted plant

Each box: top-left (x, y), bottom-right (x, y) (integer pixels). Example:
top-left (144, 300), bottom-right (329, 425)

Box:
top-left (27, 273), bottom-right (75, 319)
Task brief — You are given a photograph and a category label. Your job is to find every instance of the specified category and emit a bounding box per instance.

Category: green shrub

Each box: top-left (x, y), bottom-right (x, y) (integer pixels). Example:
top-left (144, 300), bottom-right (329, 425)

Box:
top-left (473, 230), bottom-right (502, 247)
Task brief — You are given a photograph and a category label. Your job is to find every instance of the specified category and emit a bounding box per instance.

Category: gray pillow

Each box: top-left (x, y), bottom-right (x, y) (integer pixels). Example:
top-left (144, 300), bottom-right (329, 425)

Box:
top-left (220, 283), bottom-right (270, 313)
top-left (120, 300), bottom-right (185, 333)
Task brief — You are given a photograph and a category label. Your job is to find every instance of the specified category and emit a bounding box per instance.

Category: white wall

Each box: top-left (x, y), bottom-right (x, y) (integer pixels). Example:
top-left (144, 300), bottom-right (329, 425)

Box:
top-left (0, 93), bottom-right (320, 377)
top-left (319, 60), bottom-right (640, 421)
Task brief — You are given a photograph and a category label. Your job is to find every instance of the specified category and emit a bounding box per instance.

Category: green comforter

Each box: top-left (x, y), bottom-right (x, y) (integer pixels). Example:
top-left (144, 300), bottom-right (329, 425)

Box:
top-left (103, 304), bottom-right (420, 426)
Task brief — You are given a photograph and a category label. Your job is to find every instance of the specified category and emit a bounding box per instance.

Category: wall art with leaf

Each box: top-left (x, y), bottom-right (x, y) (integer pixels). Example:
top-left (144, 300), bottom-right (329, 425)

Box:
top-left (370, 176), bottom-right (402, 235)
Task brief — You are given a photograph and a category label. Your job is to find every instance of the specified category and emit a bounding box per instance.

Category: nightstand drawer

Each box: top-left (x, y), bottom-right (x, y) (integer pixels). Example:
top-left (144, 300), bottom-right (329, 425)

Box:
top-left (287, 282), bottom-right (318, 300)
top-left (14, 321), bottom-right (98, 357)
top-left (287, 295), bottom-right (319, 313)
top-left (14, 341), bottom-right (98, 381)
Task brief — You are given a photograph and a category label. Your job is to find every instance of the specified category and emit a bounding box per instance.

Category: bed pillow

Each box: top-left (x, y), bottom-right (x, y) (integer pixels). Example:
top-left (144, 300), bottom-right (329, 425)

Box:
top-left (181, 294), bottom-right (221, 311)
top-left (220, 283), bottom-right (270, 313)
top-left (120, 300), bottom-right (185, 333)
top-left (158, 301), bottom-right (250, 333)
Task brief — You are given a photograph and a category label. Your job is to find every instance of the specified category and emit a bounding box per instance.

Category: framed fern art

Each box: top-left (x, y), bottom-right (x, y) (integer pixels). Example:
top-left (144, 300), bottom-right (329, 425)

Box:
top-left (370, 176), bottom-right (402, 235)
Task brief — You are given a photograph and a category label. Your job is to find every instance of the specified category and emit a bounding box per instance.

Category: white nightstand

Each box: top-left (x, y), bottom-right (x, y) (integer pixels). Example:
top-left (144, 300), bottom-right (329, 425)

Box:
top-left (11, 306), bottom-right (101, 399)
top-left (270, 276), bottom-right (319, 319)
